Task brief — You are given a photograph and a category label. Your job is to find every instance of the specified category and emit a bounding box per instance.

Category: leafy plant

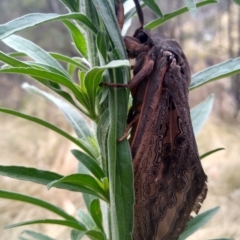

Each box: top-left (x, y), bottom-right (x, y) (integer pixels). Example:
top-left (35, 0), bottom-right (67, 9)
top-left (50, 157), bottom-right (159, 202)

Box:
top-left (0, 0), bottom-right (239, 239)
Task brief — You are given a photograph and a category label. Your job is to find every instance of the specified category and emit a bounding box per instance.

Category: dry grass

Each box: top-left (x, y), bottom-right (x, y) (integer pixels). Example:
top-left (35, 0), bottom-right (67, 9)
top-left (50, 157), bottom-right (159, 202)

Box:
top-left (188, 118), bottom-right (240, 240)
top-left (1, 85), bottom-right (240, 240)
top-left (0, 112), bottom-right (86, 239)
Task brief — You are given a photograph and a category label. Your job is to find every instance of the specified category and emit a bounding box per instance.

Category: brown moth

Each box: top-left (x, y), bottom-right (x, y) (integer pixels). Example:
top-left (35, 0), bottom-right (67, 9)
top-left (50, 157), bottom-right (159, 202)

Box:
top-left (102, 0), bottom-right (208, 239)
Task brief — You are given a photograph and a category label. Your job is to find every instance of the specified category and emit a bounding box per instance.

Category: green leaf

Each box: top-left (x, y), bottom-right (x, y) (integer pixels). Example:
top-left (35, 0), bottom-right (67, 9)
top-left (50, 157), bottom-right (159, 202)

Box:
top-left (47, 174), bottom-right (109, 202)
top-left (0, 50), bottom-right (29, 67)
top-left (71, 149), bottom-right (105, 180)
top-left (91, 0), bottom-right (126, 59)
top-left (143, 0), bottom-right (163, 17)
top-left (0, 67), bottom-right (81, 97)
top-left (179, 207), bottom-right (220, 240)
top-left (22, 83), bottom-right (99, 159)
top-left (18, 237), bottom-right (30, 240)
top-left (88, 2), bottom-right (134, 239)
top-left (232, 0), bottom-right (240, 6)
top-left (2, 35), bottom-right (68, 76)
top-left (71, 229), bottom-right (105, 240)
top-left (0, 165), bottom-right (95, 194)
top-left (190, 57), bottom-right (240, 89)
top-left (77, 210), bottom-right (96, 229)
top-left (63, 20), bottom-right (88, 59)
top-left (13, 67), bottom-right (91, 118)
top-left (97, 31), bottom-right (109, 62)
top-left (20, 230), bottom-right (56, 240)
top-left (106, 70), bottom-right (134, 240)
top-left (200, 148), bottom-right (225, 160)
top-left (50, 53), bottom-right (89, 72)
top-left (5, 219), bottom-right (86, 231)
top-left (145, 0), bottom-right (217, 29)
top-left (71, 229), bottom-right (85, 240)
top-left (60, 0), bottom-right (80, 12)
top-left (0, 190), bottom-right (77, 222)
top-left (190, 94), bottom-right (214, 135)
top-left (0, 13), bottom-right (97, 40)
top-left (183, 0), bottom-right (196, 17)
top-left (90, 199), bottom-right (103, 231)
top-left (22, 83), bottom-right (91, 140)
top-left (84, 60), bottom-right (130, 118)
top-left (0, 52), bottom-right (85, 112)
top-left (28, 62), bottom-right (71, 78)
top-left (8, 51), bottom-right (90, 72)
top-left (209, 239), bottom-right (234, 240)
top-left (0, 107), bottom-right (91, 155)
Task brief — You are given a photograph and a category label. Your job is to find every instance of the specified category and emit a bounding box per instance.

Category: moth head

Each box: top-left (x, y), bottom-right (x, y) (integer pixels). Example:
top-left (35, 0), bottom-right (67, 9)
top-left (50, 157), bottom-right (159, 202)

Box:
top-left (133, 28), bottom-right (154, 47)
top-left (124, 36), bottom-right (150, 59)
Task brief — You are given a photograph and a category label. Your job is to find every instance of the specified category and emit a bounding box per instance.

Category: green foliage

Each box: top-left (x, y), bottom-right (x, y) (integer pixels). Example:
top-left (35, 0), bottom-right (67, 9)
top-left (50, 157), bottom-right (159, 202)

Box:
top-left (0, 0), bottom-right (239, 239)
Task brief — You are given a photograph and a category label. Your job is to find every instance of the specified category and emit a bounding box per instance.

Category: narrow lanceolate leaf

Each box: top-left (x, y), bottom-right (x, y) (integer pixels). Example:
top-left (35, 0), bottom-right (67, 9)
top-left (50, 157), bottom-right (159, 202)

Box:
top-left (0, 52), bottom-right (87, 114)
top-left (0, 165), bottom-right (95, 193)
top-left (22, 83), bottom-right (91, 140)
top-left (19, 230), bottom-right (56, 240)
top-left (0, 51), bottom-right (29, 67)
top-left (0, 13), bottom-right (97, 40)
top-left (84, 60), bottom-right (130, 101)
top-left (145, 0), bottom-right (217, 29)
top-left (50, 53), bottom-right (89, 72)
top-left (190, 57), bottom-right (240, 89)
top-left (0, 67), bottom-right (78, 94)
top-left (91, 0), bottom-right (126, 59)
top-left (190, 94), bottom-right (214, 135)
top-left (97, 31), bottom-right (109, 61)
top-left (63, 20), bottom-right (88, 59)
top-left (71, 149), bottom-right (105, 180)
top-left (47, 174), bottom-right (109, 202)
top-left (200, 148), bottom-right (225, 160)
top-left (124, 1), bottom-right (145, 23)
top-left (84, 60), bottom-right (130, 119)
top-left (8, 51), bottom-right (90, 72)
top-left (0, 107), bottom-right (90, 154)
top-left (5, 219), bottom-right (86, 232)
top-left (232, 0), bottom-right (240, 6)
top-left (143, 0), bottom-right (163, 17)
top-left (2, 35), bottom-right (68, 76)
top-left (71, 230), bottom-right (85, 240)
top-left (0, 190), bottom-right (77, 222)
top-left (178, 207), bottom-right (220, 240)
top-left (60, 0), bottom-right (80, 12)
top-left (210, 239), bottom-right (234, 240)
top-left (183, 0), bottom-right (196, 17)
top-left (77, 210), bottom-right (96, 229)
top-left (90, 199), bottom-right (103, 231)
top-left (71, 229), bottom-right (105, 240)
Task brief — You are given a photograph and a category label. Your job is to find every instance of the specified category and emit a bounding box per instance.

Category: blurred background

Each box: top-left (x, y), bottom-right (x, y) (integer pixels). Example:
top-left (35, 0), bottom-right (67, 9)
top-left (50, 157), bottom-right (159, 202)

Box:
top-left (0, 0), bottom-right (240, 239)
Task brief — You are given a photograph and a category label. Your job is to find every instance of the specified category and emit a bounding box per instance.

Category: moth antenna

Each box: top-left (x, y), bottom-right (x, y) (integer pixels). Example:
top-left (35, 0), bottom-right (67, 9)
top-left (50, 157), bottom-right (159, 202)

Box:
top-left (133, 0), bottom-right (144, 29)
top-left (115, 0), bottom-right (124, 30)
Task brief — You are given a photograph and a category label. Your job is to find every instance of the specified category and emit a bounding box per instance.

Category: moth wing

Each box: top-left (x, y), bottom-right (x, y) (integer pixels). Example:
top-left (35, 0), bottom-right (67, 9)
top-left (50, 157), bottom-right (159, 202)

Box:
top-left (132, 57), bottom-right (207, 240)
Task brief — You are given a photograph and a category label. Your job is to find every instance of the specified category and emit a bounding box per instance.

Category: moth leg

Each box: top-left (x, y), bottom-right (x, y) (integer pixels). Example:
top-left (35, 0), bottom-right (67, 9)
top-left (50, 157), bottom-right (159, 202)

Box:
top-left (124, 36), bottom-right (150, 59)
top-left (118, 113), bottom-right (140, 142)
top-left (132, 0), bottom-right (144, 28)
top-left (99, 59), bottom-right (154, 89)
top-left (128, 59), bottom-right (154, 89)
top-left (115, 0), bottom-right (124, 30)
